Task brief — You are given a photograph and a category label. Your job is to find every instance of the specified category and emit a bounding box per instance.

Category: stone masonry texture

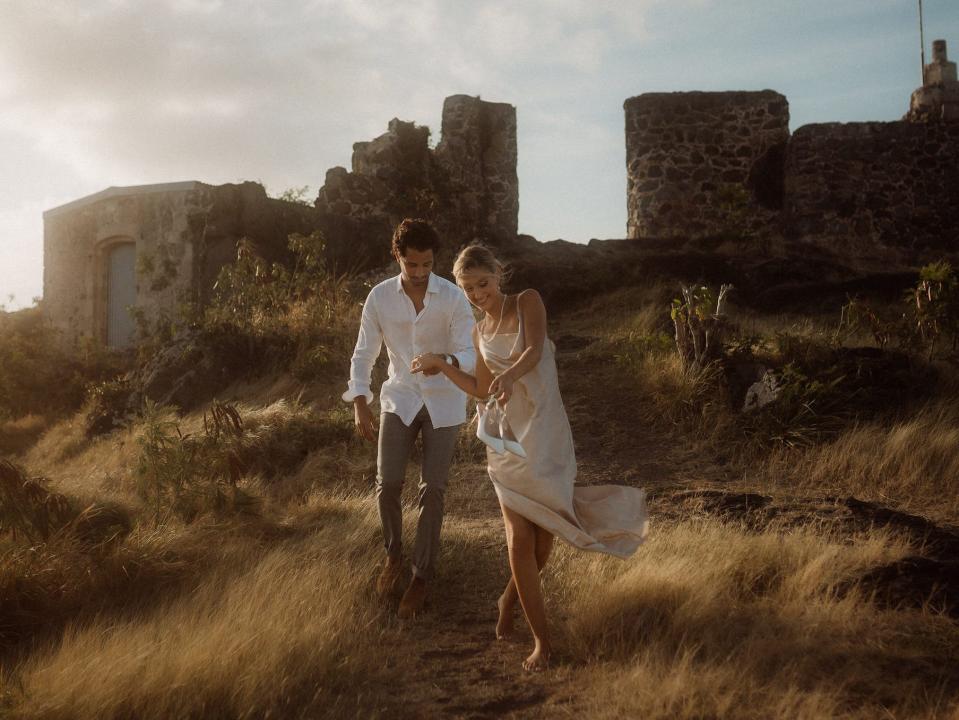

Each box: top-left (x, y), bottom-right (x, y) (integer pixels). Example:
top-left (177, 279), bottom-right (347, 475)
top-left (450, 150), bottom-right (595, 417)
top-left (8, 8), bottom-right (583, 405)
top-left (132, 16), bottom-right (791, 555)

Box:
top-left (624, 91), bottom-right (790, 240)
top-left (315, 94), bottom-right (518, 257)
top-left (43, 182), bottom-right (324, 346)
top-left (784, 122), bottom-right (959, 262)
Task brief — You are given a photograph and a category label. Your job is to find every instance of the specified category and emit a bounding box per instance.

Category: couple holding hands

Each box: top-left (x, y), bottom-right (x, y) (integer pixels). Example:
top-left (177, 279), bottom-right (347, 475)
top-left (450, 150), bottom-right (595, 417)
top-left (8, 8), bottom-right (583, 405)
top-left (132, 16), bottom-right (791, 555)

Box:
top-left (343, 219), bottom-right (648, 671)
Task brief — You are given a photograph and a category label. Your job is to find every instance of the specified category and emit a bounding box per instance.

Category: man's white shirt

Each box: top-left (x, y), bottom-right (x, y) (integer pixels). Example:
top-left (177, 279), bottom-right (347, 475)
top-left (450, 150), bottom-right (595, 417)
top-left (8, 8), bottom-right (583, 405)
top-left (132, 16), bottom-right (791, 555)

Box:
top-left (342, 273), bottom-right (477, 428)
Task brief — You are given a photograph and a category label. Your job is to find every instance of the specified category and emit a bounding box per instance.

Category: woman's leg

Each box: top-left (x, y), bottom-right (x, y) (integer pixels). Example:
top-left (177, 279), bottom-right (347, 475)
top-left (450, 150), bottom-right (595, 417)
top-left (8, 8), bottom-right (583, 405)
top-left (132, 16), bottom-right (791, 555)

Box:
top-left (500, 503), bottom-right (551, 670)
top-left (497, 524), bottom-right (553, 639)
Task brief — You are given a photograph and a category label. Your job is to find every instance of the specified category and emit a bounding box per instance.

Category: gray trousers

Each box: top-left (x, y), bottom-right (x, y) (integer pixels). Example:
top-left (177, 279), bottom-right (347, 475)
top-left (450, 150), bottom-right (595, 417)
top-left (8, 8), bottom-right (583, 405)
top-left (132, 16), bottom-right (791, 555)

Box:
top-left (376, 406), bottom-right (460, 580)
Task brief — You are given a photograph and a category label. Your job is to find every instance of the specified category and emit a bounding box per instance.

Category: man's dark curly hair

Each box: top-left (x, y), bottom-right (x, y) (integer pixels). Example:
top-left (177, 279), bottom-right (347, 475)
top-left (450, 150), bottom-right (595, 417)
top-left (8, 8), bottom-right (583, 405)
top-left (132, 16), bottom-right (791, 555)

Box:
top-left (392, 218), bottom-right (441, 257)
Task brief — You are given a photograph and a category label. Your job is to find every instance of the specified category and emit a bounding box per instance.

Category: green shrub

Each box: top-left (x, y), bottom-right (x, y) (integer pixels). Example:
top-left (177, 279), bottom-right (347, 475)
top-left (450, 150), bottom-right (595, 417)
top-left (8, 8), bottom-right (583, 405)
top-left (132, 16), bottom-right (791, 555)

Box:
top-left (84, 377), bottom-right (136, 437)
top-left (134, 399), bottom-right (353, 523)
top-left (0, 307), bottom-right (126, 422)
top-left (0, 459), bottom-right (75, 543)
top-left (135, 401), bottom-right (256, 523)
top-left (201, 230), bottom-right (359, 382)
top-left (907, 260), bottom-right (959, 360)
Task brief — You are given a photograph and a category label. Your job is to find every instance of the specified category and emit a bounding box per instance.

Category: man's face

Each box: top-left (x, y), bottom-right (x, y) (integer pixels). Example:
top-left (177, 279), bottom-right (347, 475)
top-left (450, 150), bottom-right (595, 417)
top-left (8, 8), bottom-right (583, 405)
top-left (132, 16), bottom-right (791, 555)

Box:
top-left (396, 247), bottom-right (434, 288)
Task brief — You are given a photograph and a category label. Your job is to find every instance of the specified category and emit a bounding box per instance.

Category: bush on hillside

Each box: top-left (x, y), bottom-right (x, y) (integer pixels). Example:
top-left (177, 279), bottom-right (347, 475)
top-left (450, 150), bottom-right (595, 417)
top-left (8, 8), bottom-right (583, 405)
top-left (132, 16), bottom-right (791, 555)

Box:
top-left (203, 231), bottom-right (359, 383)
top-left (0, 307), bottom-right (126, 423)
top-left (135, 399), bottom-right (352, 523)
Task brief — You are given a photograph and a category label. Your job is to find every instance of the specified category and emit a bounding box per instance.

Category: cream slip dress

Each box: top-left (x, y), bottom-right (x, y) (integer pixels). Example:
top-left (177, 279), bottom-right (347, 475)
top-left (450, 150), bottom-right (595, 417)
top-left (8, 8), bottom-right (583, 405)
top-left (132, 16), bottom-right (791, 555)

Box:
top-left (479, 298), bottom-right (649, 558)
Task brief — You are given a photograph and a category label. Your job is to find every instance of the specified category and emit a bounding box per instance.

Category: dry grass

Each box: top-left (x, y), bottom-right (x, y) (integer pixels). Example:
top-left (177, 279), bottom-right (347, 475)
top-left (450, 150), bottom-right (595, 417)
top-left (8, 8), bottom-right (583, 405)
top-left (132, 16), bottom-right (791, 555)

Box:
top-left (8, 494), bottom-right (389, 720)
top-left (769, 397), bottom-right (959, 520)
top-left (0, 415), bottom-right (49, 457)
top-left (552, 519), bottom-right (959, 719)
top-left (3, 281), bottom-right (959, 718)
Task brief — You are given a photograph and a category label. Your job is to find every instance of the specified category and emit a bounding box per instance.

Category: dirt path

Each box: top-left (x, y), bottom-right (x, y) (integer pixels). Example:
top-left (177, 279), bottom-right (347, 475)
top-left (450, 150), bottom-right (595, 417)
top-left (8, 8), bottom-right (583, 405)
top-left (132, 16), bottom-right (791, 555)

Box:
top-left (375, 333), bottom-right (731, 719)
top-left (356, 331), bottom-right (959, 718)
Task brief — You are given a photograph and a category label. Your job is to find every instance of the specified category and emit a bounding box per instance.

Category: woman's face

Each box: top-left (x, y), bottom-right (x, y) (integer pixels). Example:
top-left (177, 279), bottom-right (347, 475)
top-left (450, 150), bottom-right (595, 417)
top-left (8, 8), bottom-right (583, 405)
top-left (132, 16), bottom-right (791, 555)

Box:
top-left (457, 269), bottom-right (502, 313)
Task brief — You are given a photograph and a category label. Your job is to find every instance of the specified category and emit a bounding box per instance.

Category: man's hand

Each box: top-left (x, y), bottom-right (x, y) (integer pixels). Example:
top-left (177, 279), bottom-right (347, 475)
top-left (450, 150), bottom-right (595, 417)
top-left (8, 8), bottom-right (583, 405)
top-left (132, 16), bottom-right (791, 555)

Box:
top-left (353, 399), bottom-right (377, 443)
top-left (411, 353), bottom-right (446, 375)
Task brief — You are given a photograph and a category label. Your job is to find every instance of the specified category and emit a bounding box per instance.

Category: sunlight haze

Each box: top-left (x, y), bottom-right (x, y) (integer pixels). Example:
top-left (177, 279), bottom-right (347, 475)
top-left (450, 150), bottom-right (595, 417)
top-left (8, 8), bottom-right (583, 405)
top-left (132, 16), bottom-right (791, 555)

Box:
top-left (1, 0), bottom-right (956, 309)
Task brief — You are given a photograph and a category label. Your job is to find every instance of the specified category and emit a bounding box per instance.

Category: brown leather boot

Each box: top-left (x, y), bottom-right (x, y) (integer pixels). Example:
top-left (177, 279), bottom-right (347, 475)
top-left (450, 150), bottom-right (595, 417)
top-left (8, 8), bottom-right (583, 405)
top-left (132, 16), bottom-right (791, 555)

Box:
top-left (397, 576), bottom-right (427, 619)
top-left (375, 555), bottom-right (404, 599)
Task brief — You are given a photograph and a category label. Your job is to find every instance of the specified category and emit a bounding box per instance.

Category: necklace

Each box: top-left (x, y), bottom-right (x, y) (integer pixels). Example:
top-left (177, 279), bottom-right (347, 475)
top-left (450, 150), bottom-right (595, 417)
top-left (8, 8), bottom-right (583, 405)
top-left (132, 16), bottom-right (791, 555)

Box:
top-left (483, 294), bottom-right (508, 339)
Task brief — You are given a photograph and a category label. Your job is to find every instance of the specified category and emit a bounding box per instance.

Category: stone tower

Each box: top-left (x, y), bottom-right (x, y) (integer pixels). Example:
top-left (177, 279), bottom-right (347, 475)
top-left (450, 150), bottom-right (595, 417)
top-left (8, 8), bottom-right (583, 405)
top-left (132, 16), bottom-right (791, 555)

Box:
top-left (908, 39), bottom-right (959, 122)
top-left (315, 94), bottom-right (518, 254)
top-left (624, 91), bottom-right (789, 240)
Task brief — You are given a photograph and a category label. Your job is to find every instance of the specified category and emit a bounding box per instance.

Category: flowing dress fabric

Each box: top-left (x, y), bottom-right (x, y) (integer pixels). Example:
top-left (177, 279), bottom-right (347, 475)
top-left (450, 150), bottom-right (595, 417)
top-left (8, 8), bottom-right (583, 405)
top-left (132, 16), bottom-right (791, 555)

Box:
top-left (480, 315), bottom-right (649, 559)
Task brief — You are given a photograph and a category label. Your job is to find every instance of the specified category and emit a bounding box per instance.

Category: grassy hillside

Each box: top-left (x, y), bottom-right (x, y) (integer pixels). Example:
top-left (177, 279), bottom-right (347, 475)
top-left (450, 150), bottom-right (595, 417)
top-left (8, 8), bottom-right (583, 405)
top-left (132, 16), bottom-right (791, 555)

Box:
top-left (1, 243), bottom-right (958, 719)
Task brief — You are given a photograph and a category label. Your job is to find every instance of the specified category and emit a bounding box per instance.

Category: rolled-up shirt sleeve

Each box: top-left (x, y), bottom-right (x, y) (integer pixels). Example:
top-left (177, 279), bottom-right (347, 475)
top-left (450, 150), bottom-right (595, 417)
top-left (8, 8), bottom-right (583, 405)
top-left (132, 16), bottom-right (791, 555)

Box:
top-left (342, 294), bottom-right (383, 404)
top-left (449, 293), bottom-right (476, 374)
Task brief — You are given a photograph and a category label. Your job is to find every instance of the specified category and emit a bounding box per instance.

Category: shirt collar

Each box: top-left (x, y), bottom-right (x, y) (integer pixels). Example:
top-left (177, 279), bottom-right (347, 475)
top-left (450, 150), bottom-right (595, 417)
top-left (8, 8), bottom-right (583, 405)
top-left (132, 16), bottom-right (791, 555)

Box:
top-left (394, 272), bottom-right (439, 294)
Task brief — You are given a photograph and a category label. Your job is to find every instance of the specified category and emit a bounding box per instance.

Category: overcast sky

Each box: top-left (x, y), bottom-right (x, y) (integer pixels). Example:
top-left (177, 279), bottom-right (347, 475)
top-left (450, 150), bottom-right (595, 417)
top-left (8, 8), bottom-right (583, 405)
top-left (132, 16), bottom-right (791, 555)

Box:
top-left (1, 0), bottom-right (956, 309)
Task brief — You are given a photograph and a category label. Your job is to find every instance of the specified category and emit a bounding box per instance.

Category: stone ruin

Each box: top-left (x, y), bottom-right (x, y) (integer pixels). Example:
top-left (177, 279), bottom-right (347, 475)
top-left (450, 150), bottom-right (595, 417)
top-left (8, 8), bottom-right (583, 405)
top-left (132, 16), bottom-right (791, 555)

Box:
top-left (42, 182), bottom-right (322, 347)
top-left (625, 49), bottom-right (959, 264)
top-left (908, 39), bottom-right (959, 123)
top-left (625, 91), bottom-right (789, 240)
top-left (43, 50), bottom-right (959, 350)
top-left (42, 95), bottom-right (519, 347)
top-left (315, 94), bottom-right (518, 257)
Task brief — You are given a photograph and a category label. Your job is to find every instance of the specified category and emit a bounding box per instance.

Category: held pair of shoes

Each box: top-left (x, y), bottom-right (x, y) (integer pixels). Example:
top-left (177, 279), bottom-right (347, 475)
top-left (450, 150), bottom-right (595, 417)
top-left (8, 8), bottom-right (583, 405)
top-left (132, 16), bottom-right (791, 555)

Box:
top-left (375, 556), bottom-right (427, 618)
top-left (476, 399), bottom-right (526, 457)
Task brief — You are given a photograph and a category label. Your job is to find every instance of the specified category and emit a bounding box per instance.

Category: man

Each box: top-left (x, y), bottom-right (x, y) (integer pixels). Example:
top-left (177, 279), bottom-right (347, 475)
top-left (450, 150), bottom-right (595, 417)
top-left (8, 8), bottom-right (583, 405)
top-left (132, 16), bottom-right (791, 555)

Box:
top-left (342, 218), bottom-right (476, 618)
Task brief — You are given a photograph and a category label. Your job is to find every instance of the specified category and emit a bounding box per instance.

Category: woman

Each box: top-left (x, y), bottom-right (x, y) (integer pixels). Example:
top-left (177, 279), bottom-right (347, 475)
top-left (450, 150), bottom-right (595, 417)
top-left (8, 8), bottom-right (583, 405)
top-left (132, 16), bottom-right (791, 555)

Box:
top-left (411, 245), bottom-right (648, 671)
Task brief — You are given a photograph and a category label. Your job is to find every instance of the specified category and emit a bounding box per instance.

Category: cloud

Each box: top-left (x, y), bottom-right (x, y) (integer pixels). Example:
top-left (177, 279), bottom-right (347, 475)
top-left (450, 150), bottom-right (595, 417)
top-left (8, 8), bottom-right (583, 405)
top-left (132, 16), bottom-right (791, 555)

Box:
top-left (3, 0), bottom-right (950, 306)
top-left (0, 0), bottom-right (672, 205)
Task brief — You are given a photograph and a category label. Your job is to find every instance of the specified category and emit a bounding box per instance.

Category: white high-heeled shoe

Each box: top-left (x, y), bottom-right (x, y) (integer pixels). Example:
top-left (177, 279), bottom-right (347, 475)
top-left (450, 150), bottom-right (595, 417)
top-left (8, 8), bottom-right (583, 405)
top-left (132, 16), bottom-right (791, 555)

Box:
top-left (499, 413), bottom-right (527, 458)
top-left (476, 399), bottom-right (506, 454)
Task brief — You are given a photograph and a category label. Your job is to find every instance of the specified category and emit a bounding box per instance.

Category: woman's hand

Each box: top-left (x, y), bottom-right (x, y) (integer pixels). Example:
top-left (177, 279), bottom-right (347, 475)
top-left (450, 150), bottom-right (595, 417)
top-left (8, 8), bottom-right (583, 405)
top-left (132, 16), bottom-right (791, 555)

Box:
top-left (489, 372), bottom-right (514, 406)
top-left (411, 353), bottom-right (445, 375)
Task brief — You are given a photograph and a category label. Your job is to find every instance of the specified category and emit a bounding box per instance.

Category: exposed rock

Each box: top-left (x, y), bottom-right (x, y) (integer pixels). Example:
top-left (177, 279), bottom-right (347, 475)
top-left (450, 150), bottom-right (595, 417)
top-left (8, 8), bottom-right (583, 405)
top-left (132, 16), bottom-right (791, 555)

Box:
top-left (130, 327), bottom-right (277, 412)
top-left (743, 370), bottom-right (781, 412)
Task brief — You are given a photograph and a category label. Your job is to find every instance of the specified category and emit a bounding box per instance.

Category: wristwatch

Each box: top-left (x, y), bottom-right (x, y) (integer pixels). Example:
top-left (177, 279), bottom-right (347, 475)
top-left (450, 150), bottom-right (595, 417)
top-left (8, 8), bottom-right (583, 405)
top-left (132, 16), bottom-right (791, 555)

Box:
top-left (444, 353), bottom-right (460, 368)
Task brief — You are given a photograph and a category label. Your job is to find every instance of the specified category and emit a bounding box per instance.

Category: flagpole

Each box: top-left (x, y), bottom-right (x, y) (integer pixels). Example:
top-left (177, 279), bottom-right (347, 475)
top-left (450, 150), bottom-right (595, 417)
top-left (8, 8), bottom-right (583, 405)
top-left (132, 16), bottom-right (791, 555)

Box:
top-left (919, 0), bottom-right (927, 84)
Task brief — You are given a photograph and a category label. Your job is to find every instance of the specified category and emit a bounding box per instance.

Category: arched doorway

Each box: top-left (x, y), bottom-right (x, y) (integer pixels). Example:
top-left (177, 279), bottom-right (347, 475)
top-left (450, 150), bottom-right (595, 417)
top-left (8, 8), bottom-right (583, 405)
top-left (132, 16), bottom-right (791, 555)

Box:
top-left (106, 242), bottom-right (137, 348)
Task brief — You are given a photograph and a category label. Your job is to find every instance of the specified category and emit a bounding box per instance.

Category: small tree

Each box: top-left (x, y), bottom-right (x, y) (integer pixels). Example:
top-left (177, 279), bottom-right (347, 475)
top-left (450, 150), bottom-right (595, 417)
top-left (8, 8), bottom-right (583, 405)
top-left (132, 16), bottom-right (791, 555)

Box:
top-left (671, 284), bottom-right (733, 374)
top-left (909, 261), bottom-right (959, 360)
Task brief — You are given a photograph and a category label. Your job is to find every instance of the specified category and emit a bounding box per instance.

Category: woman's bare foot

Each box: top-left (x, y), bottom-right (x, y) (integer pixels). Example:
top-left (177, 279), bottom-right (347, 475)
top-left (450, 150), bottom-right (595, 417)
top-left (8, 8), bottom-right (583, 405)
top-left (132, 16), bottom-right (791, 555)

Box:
top-left (522, 639), bottom-right (550, 672)
top-left (495, 593), bottom-right (515, 640)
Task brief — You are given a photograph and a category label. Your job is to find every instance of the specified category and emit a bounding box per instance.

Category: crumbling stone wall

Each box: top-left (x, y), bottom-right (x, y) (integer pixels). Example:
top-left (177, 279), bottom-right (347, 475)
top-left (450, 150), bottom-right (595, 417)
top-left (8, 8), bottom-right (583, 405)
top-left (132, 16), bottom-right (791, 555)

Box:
top-left (624, 91), bottom-right (789, 240)
top-left (43, 182), bottom-right (327, 346)
top-left (315, 94), bottom-right (518, 255)
top-left (434, 95), bottom-right (519, 246)
top-left (784, 122), bottom-right (959, 262)
top-left (44, 182), bottom-right (211, 346)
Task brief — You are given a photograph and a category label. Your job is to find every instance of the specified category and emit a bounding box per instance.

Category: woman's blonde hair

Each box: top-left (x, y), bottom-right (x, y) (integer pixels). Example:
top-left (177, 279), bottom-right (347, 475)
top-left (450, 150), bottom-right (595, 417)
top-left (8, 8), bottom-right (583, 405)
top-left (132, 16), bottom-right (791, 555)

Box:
top-left (453, 244), bottom-right (505, 280)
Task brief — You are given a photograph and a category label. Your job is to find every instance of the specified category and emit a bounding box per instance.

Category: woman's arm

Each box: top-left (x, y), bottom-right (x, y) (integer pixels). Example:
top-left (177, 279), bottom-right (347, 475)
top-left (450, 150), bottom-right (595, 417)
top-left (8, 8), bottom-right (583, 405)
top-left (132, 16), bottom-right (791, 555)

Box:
top-left (411, 325), bottom-right (494, 399)
top-left (488, 289), bottom-right (547, 404)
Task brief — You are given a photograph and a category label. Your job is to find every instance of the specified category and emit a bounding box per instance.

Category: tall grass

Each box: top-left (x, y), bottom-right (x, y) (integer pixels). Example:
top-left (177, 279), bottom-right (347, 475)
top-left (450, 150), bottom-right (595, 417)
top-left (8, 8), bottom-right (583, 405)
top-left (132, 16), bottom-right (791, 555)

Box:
top-left (9, 496), bottom-right (390, 720)
top-left (552, 519), bottom-right (959, 719)
top-left (770, 397), bottom-right (959, 519)
top-left (576, 285), bottom-right (959, 516)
